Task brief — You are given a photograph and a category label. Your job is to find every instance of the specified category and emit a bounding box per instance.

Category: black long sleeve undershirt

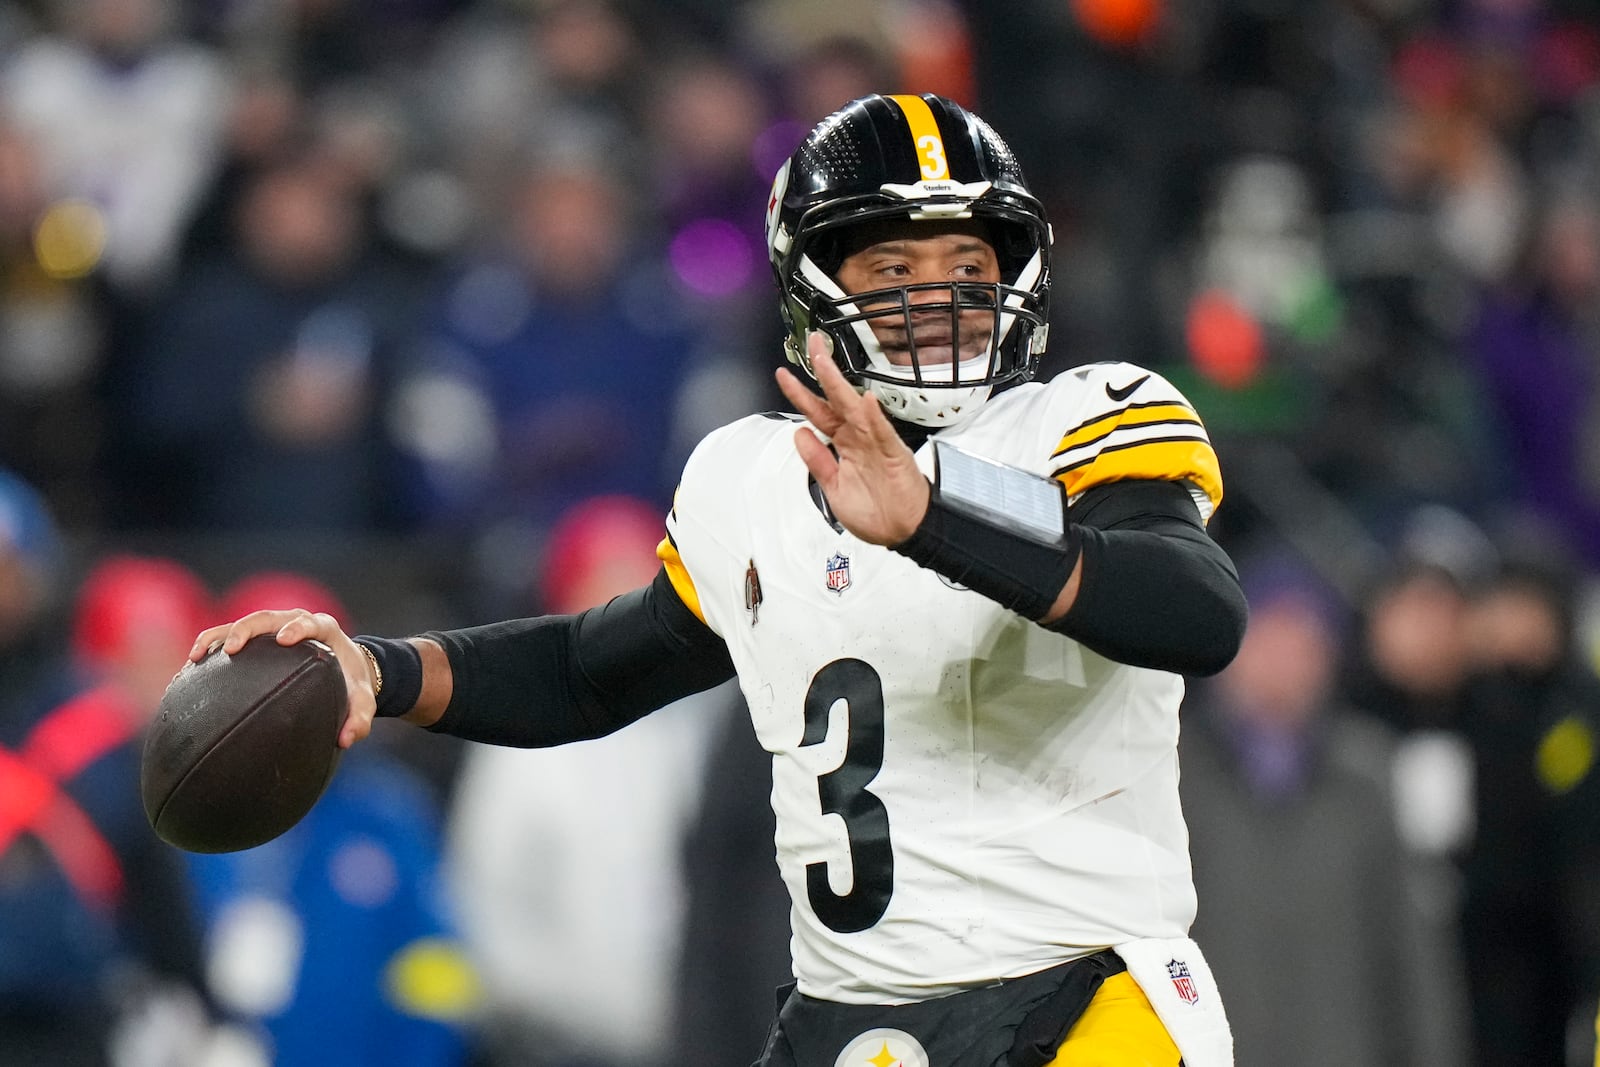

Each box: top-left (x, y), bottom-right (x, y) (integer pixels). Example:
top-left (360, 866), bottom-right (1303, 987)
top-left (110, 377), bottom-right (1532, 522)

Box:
top-left (424, 479), bottom-right (1245, 748)
top-left (1053, 480), bottom-right (1247, 676)
top-left (425, 568), bottom-right (734, 747)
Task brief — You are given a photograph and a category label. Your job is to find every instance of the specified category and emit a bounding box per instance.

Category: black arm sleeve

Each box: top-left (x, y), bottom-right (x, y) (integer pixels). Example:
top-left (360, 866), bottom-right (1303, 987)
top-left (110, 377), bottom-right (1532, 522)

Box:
top-left (1047, 479), bottom-right (1247, 676)
top-left (424, 568), bottom-right (736, 747)
top-left (891, 489), bottom-right (1081, 621)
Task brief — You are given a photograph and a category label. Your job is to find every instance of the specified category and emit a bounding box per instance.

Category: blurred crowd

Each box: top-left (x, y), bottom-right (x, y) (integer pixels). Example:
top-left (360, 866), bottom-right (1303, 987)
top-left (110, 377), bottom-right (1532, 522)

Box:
top-left (2, 0), bottom-right (1600, 1064)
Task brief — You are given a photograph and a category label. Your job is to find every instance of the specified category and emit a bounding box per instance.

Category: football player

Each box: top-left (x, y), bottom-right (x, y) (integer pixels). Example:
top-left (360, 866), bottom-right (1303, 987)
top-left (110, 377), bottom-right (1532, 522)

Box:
top-left (194, 94), bottom-right (1248, 1066)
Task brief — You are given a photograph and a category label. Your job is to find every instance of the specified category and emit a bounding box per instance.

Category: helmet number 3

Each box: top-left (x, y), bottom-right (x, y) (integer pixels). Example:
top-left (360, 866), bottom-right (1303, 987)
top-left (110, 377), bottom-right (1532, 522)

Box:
top-left (801, 658), bottom-right (894, 933)
top-left (917, 134), bottom-right (949, 181)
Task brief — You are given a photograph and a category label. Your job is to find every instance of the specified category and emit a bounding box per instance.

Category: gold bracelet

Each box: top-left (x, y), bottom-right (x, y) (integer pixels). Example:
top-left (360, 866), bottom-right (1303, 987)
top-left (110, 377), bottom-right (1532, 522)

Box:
top-left (358, 641), bottom-right (383, 696)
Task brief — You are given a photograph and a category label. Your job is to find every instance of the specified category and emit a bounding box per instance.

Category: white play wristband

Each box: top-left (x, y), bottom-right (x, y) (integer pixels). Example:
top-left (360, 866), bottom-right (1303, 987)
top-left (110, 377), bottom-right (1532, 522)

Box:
top-left (932, 440), bottom-right (1067, 545)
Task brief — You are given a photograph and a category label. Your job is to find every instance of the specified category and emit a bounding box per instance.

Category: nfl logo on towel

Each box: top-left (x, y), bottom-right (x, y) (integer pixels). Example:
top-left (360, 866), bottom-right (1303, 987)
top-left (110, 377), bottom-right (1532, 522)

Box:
top-left (825, 552), bottom-right (851, 594)
top-left (1167, 958), bottom-right (1200, 1005)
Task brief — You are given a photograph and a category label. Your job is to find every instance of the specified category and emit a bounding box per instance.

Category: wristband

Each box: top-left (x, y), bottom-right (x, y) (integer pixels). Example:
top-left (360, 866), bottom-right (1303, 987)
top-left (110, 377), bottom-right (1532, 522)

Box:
top-left (932, 440), bottom-right (1067, 544)
top-left (354, 636), bottom-right (423, 718)
top-left (891, 442), bottom-right (1081, 620)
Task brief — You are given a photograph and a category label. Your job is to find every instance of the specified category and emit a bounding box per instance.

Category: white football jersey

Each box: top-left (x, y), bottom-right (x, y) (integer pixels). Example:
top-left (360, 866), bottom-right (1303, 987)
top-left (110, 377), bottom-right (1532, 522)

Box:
top-left (660, 361), bottom-right (1224, 1003)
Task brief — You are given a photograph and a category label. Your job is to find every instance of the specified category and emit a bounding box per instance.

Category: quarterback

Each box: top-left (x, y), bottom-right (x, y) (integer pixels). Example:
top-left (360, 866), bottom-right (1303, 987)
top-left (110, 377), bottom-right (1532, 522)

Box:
top-left (193, 94), bottom-right (1248, 1066)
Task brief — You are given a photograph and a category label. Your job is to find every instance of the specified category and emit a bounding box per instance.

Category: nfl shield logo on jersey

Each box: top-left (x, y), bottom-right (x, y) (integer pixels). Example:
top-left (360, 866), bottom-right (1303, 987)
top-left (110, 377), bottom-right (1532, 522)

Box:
top-left (834, 1029), bottom-right (929, 1067)
top-left (1167, 957), bottom-right (1200, 1005)
top-left (825, 551), bottom-right (851, 594)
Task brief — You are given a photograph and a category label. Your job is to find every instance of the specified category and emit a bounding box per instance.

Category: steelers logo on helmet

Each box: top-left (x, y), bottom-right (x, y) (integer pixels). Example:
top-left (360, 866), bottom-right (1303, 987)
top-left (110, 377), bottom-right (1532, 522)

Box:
top-left (833, 1028), bottom-right (930, 1067)
top-left (767, 93), bottom-right (1052, 427)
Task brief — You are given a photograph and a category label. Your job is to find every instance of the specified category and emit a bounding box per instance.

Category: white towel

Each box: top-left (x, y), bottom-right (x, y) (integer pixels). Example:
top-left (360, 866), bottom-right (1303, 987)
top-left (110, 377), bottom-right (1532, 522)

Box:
top-left (1114, 937), bottom-right (1234, 1067)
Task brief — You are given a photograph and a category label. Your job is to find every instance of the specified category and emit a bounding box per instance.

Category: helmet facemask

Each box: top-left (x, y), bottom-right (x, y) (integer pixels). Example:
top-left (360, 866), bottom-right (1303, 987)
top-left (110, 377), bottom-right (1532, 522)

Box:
top-left (782, 217), bottom-right (1050, 426)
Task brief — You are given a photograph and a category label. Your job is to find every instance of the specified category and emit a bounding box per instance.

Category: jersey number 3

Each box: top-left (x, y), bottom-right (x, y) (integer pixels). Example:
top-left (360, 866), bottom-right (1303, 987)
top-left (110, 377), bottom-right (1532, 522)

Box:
top-left (801, 658), bottom-right (893, 933)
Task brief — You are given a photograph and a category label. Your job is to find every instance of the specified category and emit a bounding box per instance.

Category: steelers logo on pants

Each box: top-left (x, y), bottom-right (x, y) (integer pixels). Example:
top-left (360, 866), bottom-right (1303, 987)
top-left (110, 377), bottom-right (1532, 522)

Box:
top-left (833, 1029), bottom-right (930, 1067)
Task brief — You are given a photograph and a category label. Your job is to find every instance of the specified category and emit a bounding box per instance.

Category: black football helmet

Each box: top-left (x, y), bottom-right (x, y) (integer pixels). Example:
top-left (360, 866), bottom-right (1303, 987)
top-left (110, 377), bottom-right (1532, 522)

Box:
top-left (765, 93), bottom-right (1052, 426)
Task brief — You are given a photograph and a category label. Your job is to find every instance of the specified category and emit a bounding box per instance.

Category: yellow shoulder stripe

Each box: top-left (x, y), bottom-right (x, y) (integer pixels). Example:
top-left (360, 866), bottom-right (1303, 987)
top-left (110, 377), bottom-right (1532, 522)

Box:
top-left (1053, 402), bottom-right (1201, 458)
top-left (656, 534), bottom-right (707, 625)
top-left (1054, 438), bottom-right (1224, 513)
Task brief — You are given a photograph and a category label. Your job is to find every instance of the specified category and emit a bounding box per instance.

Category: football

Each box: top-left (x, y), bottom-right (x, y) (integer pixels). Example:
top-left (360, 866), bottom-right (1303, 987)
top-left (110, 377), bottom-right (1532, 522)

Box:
top-left (142, 635), bottom-right (346, 853)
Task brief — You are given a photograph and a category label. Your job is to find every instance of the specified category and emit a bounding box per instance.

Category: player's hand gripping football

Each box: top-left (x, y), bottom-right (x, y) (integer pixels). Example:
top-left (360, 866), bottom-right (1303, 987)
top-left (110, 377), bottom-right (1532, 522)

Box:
top-left (776, 331), bottom-right (931, 546)
top-left (189, 610), bottom-right (378, 749)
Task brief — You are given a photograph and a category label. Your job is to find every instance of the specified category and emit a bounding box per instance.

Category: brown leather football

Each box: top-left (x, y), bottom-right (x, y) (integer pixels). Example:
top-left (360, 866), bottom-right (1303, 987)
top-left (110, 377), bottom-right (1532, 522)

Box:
top-left (141, 635), bottom-right (345, 853)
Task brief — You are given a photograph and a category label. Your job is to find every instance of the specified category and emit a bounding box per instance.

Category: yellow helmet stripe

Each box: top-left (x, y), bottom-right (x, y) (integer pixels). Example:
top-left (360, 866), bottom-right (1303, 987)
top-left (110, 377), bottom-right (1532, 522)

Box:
top-left (889, 93), bottom-right (949, 180)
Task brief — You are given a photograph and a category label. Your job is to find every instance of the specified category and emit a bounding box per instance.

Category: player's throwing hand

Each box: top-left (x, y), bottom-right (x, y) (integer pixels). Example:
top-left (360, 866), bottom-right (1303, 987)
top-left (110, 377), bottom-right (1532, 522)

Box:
top-left (775, 331), bottom-right (931, 547)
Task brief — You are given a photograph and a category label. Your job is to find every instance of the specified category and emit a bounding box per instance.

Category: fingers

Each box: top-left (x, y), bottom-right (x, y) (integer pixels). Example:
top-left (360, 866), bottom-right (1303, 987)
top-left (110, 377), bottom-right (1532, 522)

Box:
top-left (273, 609), bottom-right (332, 647)
top-left (339, 694), bottom-right (372, 751)
top-left (775, 366), bottom-right (833, 431)
top-left (189, 610), bottom-right (286, 661)
top-left (778, 333), bottom-right (876, 432)
top-left (187, 609), bottom-right (335, 662)
top-left (791, 425), bottom-right (839, 487)
top-left (188, 626), bottom-right (230, 662)
top-left (808, 336), bottom-right (858, 404)
top-left (327, 632), bottom-right (378, 749)
top-left (805, 333), bottom-right (869, 416)
top-left (810, 343), bottom-right (900, 450)
top-left (777, 359), bottom-right (844, 489)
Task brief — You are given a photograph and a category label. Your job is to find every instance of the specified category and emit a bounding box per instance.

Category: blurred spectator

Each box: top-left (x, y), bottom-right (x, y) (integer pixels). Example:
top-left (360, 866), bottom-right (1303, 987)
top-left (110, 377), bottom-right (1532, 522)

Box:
top-left (177, 63), bottom-right (319, 267)
top-left (66, 553), bottom-right (239, 1065)
top-left (645, 54), bottom-right (772, 318)
top-left (0, 480), bottom-right (218, 1067)
top-left (446, 495), bottom-right (728, 1067)
top-left (71, 552), bottom-right (212, 711)
top-left (198, 0), bottom-right (463, 92)
top-left (417, 0), bottom-right (658, 203)
top-left (0, 120), bottom-right (110, 528)
top-left (1468, 187), bottom-right (1600, 568)
top-left (118, 147), bottom-right (416, 530)
top-left (736, 0), bottom-right (971, 112)
top-left (186, 569), bottom-right (478, 1067)
top-left (1373, 27), bottom-right (1532, 287)
top-left (1180, 550), bottom-right (1470, 1066)
top-left (1457, 542), bottom-right (1600, 1067)
top-left (641, 53), bottom-right (778, 454)
top-left (667, 694), bottom-right (790, 1067)
top-left (1344, 505), bottom-right (1498, 863)
top-left (391, 154), bottom-right (708, 608)
top-left (0, 0), bottom-right (231, 300)
top-left (1349, 510), bottom-right (1491, 733)
top-left (0, 468), bottom-right (63, 660)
